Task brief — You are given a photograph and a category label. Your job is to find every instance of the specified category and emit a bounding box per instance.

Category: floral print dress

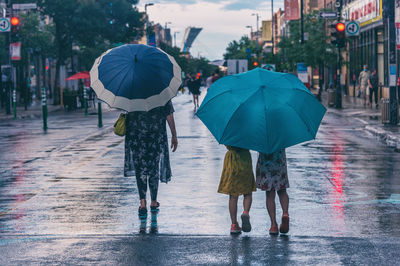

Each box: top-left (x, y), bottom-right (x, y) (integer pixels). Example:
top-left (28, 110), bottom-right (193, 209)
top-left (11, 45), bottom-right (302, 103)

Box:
top-left (256, 149), bottom-right (289, 191)
top-left (124, 101), bottom-right (174, 188)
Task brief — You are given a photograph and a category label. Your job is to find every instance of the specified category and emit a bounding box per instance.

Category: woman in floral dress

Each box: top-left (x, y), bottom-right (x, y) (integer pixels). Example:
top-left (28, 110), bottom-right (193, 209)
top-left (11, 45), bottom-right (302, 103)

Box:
top-left (256, 149), bottom-right (290, 235)
top-left (124, 100), bottom-right (178, 231)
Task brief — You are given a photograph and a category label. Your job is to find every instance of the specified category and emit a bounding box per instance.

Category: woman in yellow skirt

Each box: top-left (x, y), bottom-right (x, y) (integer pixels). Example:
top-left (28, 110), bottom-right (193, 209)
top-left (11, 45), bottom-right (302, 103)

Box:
top-left (218, 146), bottom-right (256, 234)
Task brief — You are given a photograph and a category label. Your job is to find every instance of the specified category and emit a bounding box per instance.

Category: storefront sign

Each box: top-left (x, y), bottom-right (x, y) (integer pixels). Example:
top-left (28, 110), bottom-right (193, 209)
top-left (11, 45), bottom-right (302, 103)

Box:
top-left (297, 63), bottom-right (308, 83)
top-left (342, 0), bottom-right (382, 26)
top-left (389, 64), bottom-right (396, 86)
top-left (10, 42), bottom-right (21, 60)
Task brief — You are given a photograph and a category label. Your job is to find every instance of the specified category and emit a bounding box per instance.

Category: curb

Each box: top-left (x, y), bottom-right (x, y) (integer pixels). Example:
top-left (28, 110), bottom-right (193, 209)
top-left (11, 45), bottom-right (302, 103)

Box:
top-left (365, 125), bottom-right (400, 150)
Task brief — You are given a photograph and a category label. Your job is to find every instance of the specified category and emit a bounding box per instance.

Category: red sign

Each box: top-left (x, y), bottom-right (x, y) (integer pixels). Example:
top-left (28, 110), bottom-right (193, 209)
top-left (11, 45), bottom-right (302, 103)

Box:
top-left (284, 0), bottom-right (300, 21)
top-left (10, 42), bottom-right (21, 60)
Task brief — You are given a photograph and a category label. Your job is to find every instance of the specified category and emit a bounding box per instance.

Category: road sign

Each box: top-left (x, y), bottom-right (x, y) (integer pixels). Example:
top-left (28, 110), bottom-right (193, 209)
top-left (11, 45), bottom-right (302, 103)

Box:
top-left (12, 3), bottom-right (37, 10)
top-left (0, 18), bottom-right (10, 32)
top-left (345, 21), bottom-right (360, 36)
top-left (319, 12), bottom-right (337, 19)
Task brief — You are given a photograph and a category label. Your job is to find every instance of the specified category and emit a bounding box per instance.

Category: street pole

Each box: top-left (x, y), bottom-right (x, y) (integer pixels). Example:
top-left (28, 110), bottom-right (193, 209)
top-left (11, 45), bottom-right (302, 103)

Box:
top-left (83, 86), bottom-right (88, 116)
top-left (98, 101), bottom-right (103, 128)
top-left (387, 11), bottom-right (398, 124)
top-left (145, 3), bottom-right (154, 45)
top-left (271, 0), bottom-right (274, 56)
top-left (12, 88), bottom-right (16, 119)
top-left (41, 86), bottom-right (47, 131)
top-left (335, 0), bottom-right (343, 109)
top-left (300, 0), bottom-right (304, 44)
top-left (5, 0), bottom-right (12, 115)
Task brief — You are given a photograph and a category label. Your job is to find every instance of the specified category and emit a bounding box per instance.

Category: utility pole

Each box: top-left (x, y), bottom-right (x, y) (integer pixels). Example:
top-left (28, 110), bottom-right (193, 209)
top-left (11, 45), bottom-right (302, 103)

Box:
top-left (271, 0), bottom-right (274, 56)
top-left (252, 13), bottom-right (260, 53)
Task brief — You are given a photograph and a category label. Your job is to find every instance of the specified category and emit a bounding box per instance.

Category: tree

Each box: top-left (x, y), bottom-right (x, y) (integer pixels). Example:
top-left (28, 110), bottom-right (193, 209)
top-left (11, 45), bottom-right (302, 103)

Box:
top-left (37, 0), bottom-right (144, 104)
top-left (277, 12), bottom-right (337, 72)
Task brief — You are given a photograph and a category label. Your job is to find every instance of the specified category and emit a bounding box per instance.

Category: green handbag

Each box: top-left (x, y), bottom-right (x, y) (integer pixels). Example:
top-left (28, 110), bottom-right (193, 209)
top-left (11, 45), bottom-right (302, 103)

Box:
top-left (114, 113), bottom-right (126, 136)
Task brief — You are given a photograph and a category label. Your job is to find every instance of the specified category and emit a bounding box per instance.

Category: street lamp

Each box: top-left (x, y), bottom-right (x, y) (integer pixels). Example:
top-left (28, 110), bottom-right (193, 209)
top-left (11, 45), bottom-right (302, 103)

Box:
top-left (173, 31), bottom-right (180, 47)
top-left (246, 25), bottom-right (253, 39)
top-left (145, 3), bottom-right (154, 45)
top-left (251, 13), bottom-right (260, 52)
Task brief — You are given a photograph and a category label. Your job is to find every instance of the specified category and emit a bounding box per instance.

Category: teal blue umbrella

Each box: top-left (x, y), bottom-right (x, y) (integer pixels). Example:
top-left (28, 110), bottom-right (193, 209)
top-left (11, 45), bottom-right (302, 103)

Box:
top-left (196, 68), bottom-right (326, 154)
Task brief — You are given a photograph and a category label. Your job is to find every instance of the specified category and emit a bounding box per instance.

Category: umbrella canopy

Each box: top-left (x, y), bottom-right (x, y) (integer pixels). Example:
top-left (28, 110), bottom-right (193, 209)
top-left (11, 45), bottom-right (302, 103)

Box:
top-left (65, 71), bottom-right (90, 80)
top-left (90, 44), bottom-right (181, 112)
top-left (196, 68), bottom-right (326, 154)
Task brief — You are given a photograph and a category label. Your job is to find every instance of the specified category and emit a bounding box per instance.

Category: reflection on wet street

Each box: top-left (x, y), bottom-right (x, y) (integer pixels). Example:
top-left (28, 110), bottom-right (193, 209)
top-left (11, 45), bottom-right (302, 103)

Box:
top-left (0, 92), bottom-right (399, 264)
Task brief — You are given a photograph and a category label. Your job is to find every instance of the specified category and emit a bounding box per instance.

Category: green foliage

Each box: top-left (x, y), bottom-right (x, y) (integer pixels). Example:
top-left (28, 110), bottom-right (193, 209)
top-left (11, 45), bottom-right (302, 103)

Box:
top-left (18, 12), bottom-right (55, 59)
top-left (37, 0), bottom-right (144, 68)
top-left (223, 36), bottom-right (257, 60)
top-left (159, 42), bottom-right (218, 78)
top-left (277, 11), bottom-right (337, 71)
top-left (224, 11), bottom-right (338, 72)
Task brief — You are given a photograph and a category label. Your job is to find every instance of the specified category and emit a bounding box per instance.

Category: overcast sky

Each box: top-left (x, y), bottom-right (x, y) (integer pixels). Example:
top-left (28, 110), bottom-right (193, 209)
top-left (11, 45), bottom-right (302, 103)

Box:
top-left (135, 0), bottom-right (284, 60)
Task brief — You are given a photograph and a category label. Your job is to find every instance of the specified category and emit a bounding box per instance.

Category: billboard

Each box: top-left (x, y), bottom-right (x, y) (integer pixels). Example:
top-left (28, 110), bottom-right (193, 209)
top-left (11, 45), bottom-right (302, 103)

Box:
top-left (227, 59), bottom-right (248, 75)
top-left (261, 21), bottom-right (272, 42)
top-left (284, 0), bottom-right (300, 21)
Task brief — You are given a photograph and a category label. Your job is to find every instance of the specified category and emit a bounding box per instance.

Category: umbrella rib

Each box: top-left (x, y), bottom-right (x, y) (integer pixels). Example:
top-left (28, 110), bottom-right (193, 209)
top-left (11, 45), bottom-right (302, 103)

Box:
top-left (285, 101), bottom-right (315, 138)
top-left (197, 90), bottom-right (232, 112)
top-left (112, 66), bottom-right (134, 107)
top-left (219, 89), bottom-right (260, 144)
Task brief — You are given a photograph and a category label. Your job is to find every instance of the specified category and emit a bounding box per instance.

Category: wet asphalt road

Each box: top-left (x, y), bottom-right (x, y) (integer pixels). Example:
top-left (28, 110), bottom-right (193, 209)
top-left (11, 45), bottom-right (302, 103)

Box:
top-left (0, 91), bottom-right (399, 265)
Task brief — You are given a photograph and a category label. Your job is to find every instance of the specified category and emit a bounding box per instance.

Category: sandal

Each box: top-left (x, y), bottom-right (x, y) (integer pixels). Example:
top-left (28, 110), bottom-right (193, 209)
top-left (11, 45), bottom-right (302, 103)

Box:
top-left (279, 214), bottom-right (289, 234)
top-left (269, 225), bottom-right (279, 235)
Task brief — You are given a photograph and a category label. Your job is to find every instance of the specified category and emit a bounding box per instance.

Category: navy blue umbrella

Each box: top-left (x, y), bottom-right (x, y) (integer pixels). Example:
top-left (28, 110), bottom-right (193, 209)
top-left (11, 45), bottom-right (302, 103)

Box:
top-left (90, 44), bottom-right (182, 112)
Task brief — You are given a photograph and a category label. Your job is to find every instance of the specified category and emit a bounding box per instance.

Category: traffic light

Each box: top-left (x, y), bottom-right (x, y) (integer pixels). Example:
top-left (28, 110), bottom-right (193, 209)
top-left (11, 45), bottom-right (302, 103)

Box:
top-left (10, 17), bottom-right (20, 32)
top-left (336, 22), bottom-right (345, 48)
top-left (331, 22), bottom-right (346, 48)
top-left (253, 61), bottom-right (258, 67)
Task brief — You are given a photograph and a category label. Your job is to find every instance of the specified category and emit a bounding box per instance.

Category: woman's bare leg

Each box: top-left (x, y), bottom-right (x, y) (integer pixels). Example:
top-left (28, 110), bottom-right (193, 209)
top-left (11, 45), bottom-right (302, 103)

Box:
top-left (277, 189), bottom-right (289, 215)
top-left (266, 190), bottom-right (277, 227)
top-left (229, 195), bottom-right (239, 224)
top-left (243, 193), bottom-right (252, 214)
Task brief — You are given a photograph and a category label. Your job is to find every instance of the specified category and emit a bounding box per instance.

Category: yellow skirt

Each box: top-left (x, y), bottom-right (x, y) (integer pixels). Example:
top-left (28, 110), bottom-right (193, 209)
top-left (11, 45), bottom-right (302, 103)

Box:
top-left (218, 146), bottom-right (256, 196)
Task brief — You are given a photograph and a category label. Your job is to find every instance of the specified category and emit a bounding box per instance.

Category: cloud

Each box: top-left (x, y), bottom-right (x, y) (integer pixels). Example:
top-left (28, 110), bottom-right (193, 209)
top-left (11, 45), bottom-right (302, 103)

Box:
top-left (223, 0), bottom-right (266, 10)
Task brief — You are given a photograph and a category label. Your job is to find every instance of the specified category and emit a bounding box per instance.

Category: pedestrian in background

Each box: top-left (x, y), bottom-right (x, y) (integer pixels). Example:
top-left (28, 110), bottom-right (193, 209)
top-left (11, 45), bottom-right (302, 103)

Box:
top-left (211, 69), bottom-right (221, 84)
top-left (358, 65), bottom-right (370, 106)
top-left (256, 149), bottom-right (290, 235)
top-left (368, 68), bottom-right (379, 109)
top-left (187, 74), bottom-right (201, 111)
top-left (124, 100), bottom-right (178, 233)
top-left (205, 72), bottom-right (213, 90)
top-left (218, 146), bottom-right (256, 234)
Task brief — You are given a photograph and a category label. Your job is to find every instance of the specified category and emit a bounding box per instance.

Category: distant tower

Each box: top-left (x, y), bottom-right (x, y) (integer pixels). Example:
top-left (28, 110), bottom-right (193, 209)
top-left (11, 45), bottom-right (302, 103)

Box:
top-left (181, 27), bottom-right (202, 53)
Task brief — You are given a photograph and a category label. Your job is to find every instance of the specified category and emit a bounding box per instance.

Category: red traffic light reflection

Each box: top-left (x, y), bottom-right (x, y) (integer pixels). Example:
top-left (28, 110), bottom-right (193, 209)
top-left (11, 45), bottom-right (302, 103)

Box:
top-left (336, 22), bottom-right (345, 32)
top-left (11, 17), bottom-right (19, 26)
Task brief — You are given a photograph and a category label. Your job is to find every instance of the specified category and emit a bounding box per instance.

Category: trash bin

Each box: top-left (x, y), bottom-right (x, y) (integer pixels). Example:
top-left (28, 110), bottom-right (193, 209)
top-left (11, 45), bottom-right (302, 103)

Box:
top-left (381, 98), bottom-right (390, 124)
top-left (327, 89), bottom-right (335, 107)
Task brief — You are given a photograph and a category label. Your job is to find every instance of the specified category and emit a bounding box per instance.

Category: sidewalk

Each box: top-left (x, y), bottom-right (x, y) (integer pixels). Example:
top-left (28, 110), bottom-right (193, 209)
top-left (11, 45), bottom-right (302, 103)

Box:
top-left (320, 90), bottom-right (400, 150)
top-left (0, 101), bottom-right (62, 121)
top-left (0, 100), bottom-right (108, 121)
